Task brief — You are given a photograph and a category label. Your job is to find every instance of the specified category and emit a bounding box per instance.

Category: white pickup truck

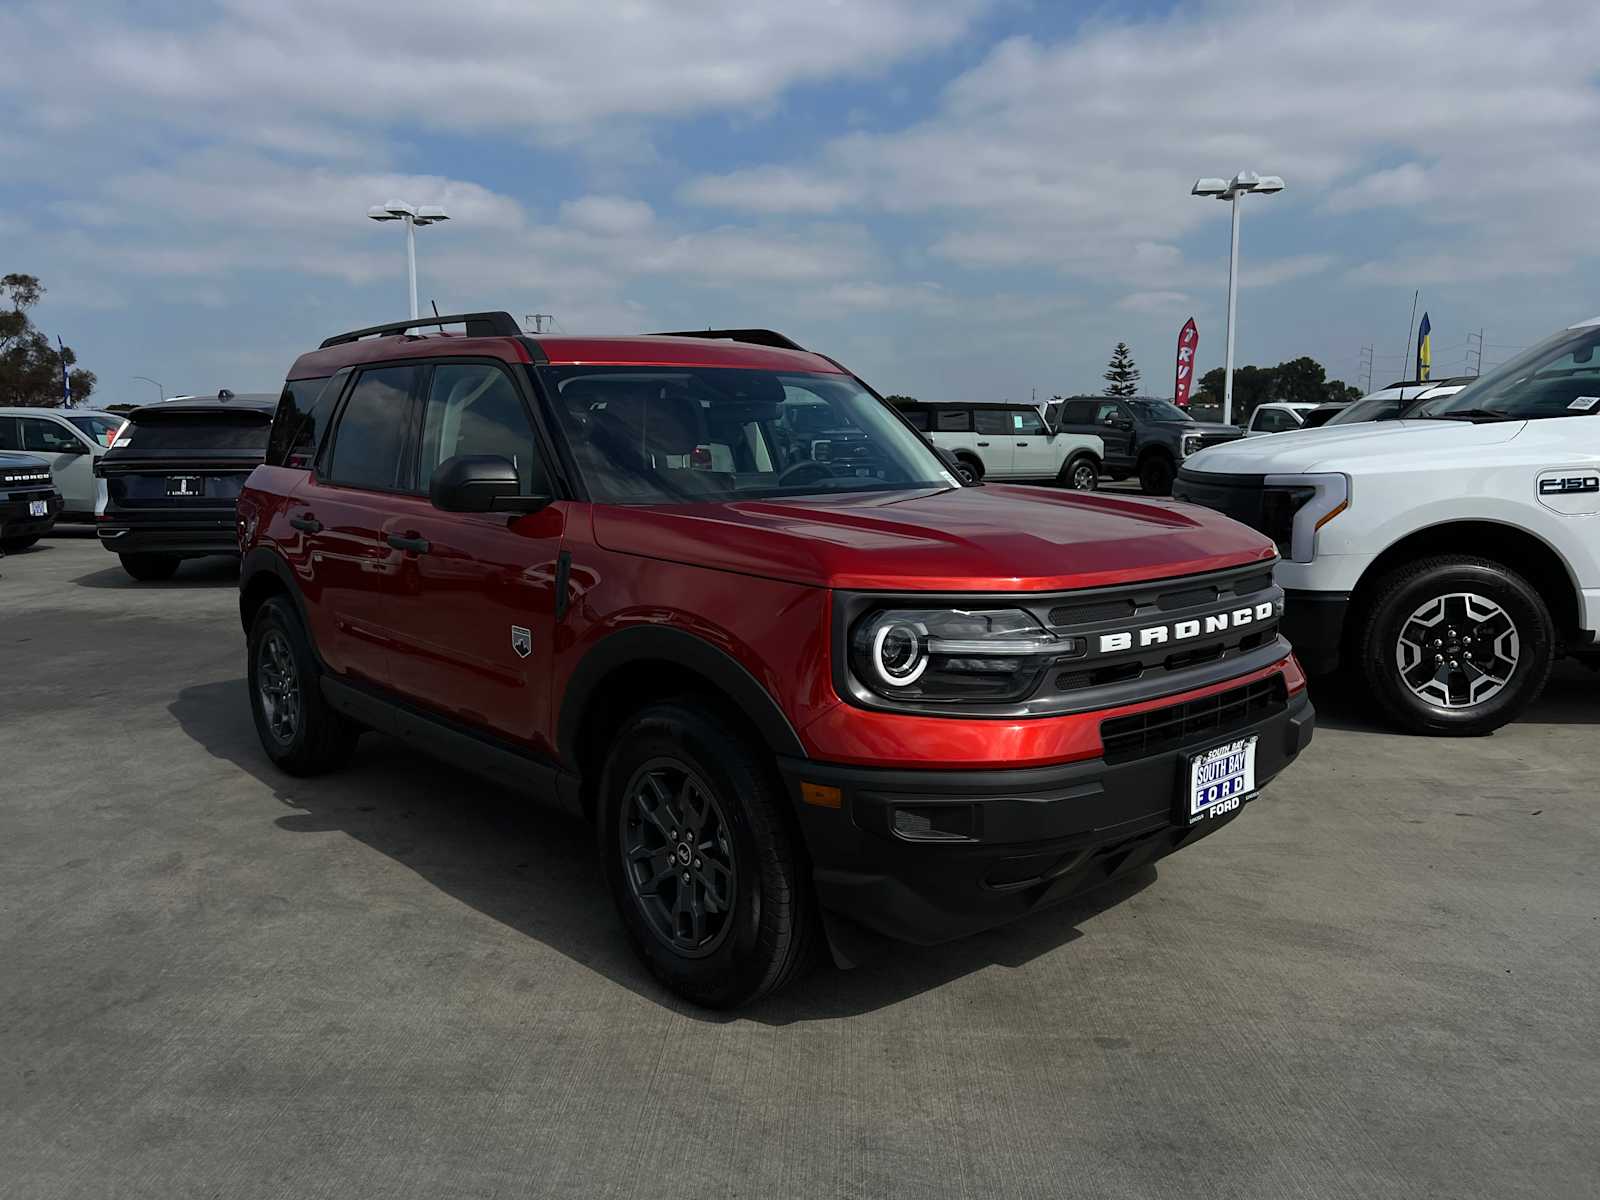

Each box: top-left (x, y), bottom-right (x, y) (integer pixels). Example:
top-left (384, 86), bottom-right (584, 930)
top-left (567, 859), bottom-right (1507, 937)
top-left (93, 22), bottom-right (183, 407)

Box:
top-left (1173, 314), bottom-right (1600, 736)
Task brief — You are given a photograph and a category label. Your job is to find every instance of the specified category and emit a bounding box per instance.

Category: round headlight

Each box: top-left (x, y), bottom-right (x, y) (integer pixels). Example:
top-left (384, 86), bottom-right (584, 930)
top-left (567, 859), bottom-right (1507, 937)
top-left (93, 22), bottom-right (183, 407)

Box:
top-left (871, 619), bottom-right (928, 686)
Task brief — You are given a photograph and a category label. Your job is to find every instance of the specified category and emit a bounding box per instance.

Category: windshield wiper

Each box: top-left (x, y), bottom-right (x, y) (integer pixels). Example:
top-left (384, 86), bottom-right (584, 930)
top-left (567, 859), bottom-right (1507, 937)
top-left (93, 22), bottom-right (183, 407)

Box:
top-left (1422, 408), bottom-right (1508, 422)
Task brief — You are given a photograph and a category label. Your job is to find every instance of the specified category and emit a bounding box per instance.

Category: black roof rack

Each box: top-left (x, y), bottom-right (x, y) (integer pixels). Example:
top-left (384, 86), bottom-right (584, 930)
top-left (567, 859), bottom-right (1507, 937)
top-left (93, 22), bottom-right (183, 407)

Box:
top-left (650, 328), bottom-right (807, 352)
top-left (320, 310), bottom-right (524, 349)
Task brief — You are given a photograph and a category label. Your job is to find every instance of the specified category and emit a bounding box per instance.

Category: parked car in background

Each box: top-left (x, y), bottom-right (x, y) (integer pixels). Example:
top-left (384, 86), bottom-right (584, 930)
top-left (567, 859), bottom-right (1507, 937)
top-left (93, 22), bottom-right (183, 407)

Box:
top-left (1298, 404), bottom-right (1348, 429)
top-left (94, 391), bottom-right (276, 580)
top-left (0, 451), bottom-right (63, 553)
top-left (1053, 396), bottom-right (1243, 494)
top-left (895, 399), bottom-right (1103, 489)
top-left (1321, 377), bottom-right (1476, 428)
top-left (236, 313), bottom-right (1313, 1007)
top-left (0, 408), bottom-right (126, 521)
top-left (1243, 402), bottom-right (1321, 436)
top-left (1174, 315), bottom-right (1600, 736)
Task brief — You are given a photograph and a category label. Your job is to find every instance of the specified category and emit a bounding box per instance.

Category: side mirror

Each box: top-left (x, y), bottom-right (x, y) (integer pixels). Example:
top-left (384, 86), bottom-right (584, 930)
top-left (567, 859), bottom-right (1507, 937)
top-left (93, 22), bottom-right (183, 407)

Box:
top-left (430, 454), bottom-right (550, 513)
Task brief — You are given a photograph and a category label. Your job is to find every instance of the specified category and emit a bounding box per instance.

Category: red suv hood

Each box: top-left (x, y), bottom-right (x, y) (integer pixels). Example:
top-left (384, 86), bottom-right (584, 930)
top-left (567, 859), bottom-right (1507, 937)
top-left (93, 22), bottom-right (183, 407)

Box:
top-left (590, 483), bottom-right (1274, 592)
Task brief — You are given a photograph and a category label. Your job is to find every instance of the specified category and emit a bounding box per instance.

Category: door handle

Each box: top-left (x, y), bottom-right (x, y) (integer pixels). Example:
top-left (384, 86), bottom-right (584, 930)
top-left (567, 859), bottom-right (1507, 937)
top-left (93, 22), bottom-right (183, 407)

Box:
top-left (976, 441), bottom-right (990, 447)
top-left (1016, 441), bottom-right (1029, 446)
top-left (387, 532), bottom-right (430, 554)
top-left (289, 514), bottom-right (322, 533)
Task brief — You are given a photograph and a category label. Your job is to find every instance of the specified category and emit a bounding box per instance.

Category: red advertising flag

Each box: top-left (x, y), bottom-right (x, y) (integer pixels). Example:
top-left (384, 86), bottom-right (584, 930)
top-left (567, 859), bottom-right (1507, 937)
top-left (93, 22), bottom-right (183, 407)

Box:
top-left (1173, 317), bottom-right (1199, 408)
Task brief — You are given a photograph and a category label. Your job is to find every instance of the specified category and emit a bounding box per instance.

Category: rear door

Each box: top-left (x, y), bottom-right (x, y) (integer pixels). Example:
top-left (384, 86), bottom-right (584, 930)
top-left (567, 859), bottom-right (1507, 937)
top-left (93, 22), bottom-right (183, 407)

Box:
top-left (19, 416), bottom-right (95, 514)
top-left (293, 364), bottom-right (422, 688)
top-left (1007, 406), bottom-right (1057, 477)
top-left (972, 408), bottom-right (1016, 477)
top-left (378, 361), bottom-right (566, 752)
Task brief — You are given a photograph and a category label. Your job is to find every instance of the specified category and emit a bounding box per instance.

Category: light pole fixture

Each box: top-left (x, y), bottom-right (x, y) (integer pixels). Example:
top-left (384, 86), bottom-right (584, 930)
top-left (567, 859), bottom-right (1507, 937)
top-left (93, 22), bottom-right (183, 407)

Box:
top-left (132, 375), bottom-right (165, 402)
top-left (1191, 171), bottom-right (1284, 427)
top-left (367, 201), bottom-right (450, 320)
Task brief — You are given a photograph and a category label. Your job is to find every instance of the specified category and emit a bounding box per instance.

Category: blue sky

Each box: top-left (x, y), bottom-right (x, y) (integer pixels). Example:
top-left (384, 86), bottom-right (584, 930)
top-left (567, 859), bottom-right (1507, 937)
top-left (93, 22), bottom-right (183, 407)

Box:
top-left (3, 0), bottom-right (1598, 405)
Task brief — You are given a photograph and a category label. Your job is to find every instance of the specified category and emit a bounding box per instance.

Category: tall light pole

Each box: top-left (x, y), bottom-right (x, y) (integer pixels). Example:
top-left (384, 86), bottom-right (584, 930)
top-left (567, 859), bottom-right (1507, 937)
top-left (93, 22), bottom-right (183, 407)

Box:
top-left (367, 201), bottom-right (450, 319)
top-left (1191, 171), bottom-right (1284, 426)
top-left (132, 375), bottom-right (164, 402)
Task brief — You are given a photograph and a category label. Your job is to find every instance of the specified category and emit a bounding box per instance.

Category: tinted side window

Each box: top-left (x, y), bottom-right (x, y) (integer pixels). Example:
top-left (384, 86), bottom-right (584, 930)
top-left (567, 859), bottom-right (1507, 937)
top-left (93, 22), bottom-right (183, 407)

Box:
top-left (266, 376), bottom-right (336, 469)
top-left (901, 409), bottom-right (931, 431)
top-left (325, 367), bottom-right (417, 491)
top-left (1060, 401), bottom-right (1094, 424)
top-left (933, 408), bottom-right (971, 432)
top-left (22, 418), bottom-right (83, 453)
top-left (0, 417), bottom-right (18, 450)
top-left (1011, 408), bottom-right (1047, 435)
top-left (416, 364), bottom-right (542, 493)
top-left (974, 409), bottom-right (1010, 436)
top-left (1094, 402), bottom-right (1122, 424)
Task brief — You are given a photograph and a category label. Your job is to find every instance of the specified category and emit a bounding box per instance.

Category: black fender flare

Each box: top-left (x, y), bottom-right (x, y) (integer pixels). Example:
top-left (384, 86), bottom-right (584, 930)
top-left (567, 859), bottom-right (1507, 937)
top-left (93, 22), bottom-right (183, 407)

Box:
top-left (239, 547), bottom-right (311, 636)
top-left (557, 626), bottom-right (807, 765)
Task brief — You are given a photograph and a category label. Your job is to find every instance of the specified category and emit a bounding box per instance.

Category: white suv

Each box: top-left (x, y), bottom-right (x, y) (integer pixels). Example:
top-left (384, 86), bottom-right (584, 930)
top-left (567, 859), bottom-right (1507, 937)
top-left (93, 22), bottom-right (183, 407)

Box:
top-left (897, 401), bottom-right (1103, 489)
top-left (1173, 315), bottom-right (1600, 735)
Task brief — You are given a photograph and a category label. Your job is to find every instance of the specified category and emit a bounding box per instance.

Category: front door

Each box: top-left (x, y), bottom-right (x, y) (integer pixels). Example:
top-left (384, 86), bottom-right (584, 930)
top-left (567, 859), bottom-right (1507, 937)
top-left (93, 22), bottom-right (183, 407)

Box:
top-left (1007, 406), bottom-right (1057, 478)
top-left (1095, 401), bottom-right (1136, 464)
top-left (20, 416), bottom-right (95, 514)
top-left (380, 361), bottom-right (565, 755)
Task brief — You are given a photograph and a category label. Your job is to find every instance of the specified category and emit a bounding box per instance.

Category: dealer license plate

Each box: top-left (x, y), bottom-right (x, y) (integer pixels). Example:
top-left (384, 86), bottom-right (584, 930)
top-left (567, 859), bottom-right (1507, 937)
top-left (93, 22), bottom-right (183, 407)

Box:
top-left (167, 475), bottom-right (203, 498)
top-left (29, 500), bottom-right (48, 517)
top-left (1185, 736), bottom-right (1257, 823)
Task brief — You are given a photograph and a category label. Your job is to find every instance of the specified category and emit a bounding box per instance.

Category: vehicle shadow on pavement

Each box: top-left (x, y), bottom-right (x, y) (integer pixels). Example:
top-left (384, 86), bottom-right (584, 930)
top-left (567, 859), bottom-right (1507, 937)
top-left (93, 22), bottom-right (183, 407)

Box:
top-left (169, 678), bottom-right (1153, 1023)
top-left (1306, 659), bottom-right (1596, 733)
top-left (72, 556), bottom-right (240, 589)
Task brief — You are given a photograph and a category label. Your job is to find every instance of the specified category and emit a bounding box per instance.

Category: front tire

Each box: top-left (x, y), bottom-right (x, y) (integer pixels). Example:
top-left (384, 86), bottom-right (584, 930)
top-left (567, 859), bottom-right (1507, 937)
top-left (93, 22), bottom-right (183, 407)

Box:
top-left (1356, 555), bottom-right (1555, 736)
top-left (247, 597), bottom-right (359, 774)
top-left (955, 453), bottom-right (985, 482)
top-left (119, 553), bottom-right (180, 582)
top-left (599, 701), bottom-right (817, 1008)
top-left (1138, 453), bottom-right (1175, 495)
top-left (1060, 454), bottom-right (1100, 491)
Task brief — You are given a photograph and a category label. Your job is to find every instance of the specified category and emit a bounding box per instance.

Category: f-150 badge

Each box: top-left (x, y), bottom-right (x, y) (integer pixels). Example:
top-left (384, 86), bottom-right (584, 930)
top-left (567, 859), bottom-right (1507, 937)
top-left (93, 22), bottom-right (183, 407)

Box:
top-left (1539, 476), bottom-right (1599, 495)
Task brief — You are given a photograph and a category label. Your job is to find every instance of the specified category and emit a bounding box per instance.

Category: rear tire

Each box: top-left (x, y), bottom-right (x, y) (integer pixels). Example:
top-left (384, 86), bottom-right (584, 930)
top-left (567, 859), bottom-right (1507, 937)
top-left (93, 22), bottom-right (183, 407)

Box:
top-left (247, 596), bottom-right (359, 775)
top-left (1138, 453), bottom-right (1175, 496)
top-left (119, 553), bottom-right (180, 581)
top-left (1355, 555), bottom-right (1554, 736)
top-left (1060, 454), bottom-right (1100, 491)
top-left (599, 701), bottom-right (817, 1008)
top-left (0, 535), bottom-right (40, 552)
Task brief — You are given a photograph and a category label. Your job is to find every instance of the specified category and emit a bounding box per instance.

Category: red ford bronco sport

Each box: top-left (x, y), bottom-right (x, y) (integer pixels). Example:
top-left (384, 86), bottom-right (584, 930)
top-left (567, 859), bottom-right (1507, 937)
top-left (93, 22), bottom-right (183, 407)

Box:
top-left (237, 312), bottom-right (1313, 1007)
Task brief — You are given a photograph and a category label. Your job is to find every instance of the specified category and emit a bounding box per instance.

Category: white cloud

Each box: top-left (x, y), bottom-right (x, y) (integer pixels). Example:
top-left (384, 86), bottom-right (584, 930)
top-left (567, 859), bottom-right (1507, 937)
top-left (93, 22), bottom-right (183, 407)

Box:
top-left (1118, 291), bottom-right (1191, 313)
top-left (681, 167), bottom-right (856, 215)
top-left (0, 0), bottom-right (987, 141)
top-left (1322, 163), bottom-right (1434, 215)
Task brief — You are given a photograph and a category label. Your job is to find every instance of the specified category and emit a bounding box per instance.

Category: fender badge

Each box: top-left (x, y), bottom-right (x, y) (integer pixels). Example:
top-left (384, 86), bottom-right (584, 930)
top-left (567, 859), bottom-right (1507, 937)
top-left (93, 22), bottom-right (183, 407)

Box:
top-left (511, 626), bottom-right (533, 659)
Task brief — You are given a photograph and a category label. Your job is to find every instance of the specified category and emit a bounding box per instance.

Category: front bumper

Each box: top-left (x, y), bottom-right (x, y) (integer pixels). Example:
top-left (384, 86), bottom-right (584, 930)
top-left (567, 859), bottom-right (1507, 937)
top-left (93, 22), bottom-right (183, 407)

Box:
top-left (779, 688), bottom-right (1313, 946)
top-left (0, 491), bottom-right (63, 540)
top-left (1280, 589), bottom-right (1350, 676)
top-left (96, 509), bottom-right (239, 558)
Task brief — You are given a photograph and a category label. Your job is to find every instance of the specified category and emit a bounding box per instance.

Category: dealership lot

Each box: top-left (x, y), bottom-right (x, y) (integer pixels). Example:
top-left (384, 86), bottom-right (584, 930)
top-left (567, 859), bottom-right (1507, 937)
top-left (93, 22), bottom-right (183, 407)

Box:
top-left (3, 534), bottom-right (1597, 1198)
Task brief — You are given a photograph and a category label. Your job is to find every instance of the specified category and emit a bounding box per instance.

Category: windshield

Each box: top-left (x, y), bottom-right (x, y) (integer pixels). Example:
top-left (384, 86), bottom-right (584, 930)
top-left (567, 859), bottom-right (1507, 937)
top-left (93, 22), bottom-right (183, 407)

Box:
top-left (1128, 399), bottom-right (1194, 422)
top-left (68, 414), bottom-right (124, 446)
top-left (537, 366), bottom-right (961, 503)
top-left (1416, 324), bottom-right (1600, 420)
top-left (1325, 394), bottom-right (1401, 426)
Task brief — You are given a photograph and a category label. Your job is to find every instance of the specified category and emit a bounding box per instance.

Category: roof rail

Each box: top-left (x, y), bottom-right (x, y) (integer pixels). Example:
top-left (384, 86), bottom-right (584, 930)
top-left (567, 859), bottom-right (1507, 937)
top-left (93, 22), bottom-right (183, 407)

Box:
top-left (651, 328), bottom-right (807, 352)
top-left (319, 310), bottom-right (524, 349)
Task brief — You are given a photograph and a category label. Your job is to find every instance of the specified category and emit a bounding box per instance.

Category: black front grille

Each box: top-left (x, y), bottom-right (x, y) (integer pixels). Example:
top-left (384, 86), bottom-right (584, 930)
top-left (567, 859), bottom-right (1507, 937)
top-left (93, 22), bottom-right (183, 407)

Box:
top-left (1100, 676), bottom-right (1287, 764)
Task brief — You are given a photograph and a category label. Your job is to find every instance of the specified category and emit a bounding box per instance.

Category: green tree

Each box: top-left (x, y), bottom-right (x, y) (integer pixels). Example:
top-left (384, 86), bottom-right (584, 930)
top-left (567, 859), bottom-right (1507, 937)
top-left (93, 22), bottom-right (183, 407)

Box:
top-left (1324, 380), bottom-right (1363, 403)
top-left (0, 274), bottom-right (95, 407)
top-left (1196, 356), bottom-right (1364, 418)
top-left (1273, 356), bottom-right (1327, 406)
top-left (1103, 342), bottom-right (1140, 396)
top-left (882, 394), bottom-right (918, 406)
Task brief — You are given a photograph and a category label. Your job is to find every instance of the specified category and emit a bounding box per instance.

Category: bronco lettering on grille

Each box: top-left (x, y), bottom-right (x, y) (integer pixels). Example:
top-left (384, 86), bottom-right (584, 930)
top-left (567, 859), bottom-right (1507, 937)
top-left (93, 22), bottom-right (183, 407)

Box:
top-left (1098, 600), bottom-right (1278, 654)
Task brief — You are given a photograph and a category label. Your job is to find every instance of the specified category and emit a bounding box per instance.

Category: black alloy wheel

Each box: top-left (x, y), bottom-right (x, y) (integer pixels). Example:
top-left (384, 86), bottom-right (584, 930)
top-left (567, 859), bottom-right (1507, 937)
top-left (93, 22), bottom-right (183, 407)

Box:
top-left (255, 629), bottom-right (302, 747)
top-left (246, 596), bottom-right (359, 774)
top-left (619, 758), bottom-right (738, 957)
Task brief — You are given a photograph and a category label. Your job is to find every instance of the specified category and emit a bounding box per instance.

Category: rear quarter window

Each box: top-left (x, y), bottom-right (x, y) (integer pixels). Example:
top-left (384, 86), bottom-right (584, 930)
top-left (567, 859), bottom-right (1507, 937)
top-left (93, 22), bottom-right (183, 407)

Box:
top-left (266, 377), bottom-right (336, 468)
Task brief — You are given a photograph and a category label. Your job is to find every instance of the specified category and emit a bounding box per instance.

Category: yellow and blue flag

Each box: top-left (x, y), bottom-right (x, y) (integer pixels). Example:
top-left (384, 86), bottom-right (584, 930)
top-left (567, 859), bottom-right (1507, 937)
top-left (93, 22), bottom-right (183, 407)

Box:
top-left (1416, 312), bottom-right (1431, 381)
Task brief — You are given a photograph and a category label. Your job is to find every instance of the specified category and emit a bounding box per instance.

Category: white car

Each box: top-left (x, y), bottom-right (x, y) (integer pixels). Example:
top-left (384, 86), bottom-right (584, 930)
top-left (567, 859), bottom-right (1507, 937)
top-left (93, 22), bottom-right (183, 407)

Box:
top-left (1243, 402), bottom-right (1322, 436)
top-left (896, 400), bottom-right (1104, 489)
top-left (0, 407), bottom-right (126, 521)
top-left (1173, 315), bottom-right (1600, 736)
